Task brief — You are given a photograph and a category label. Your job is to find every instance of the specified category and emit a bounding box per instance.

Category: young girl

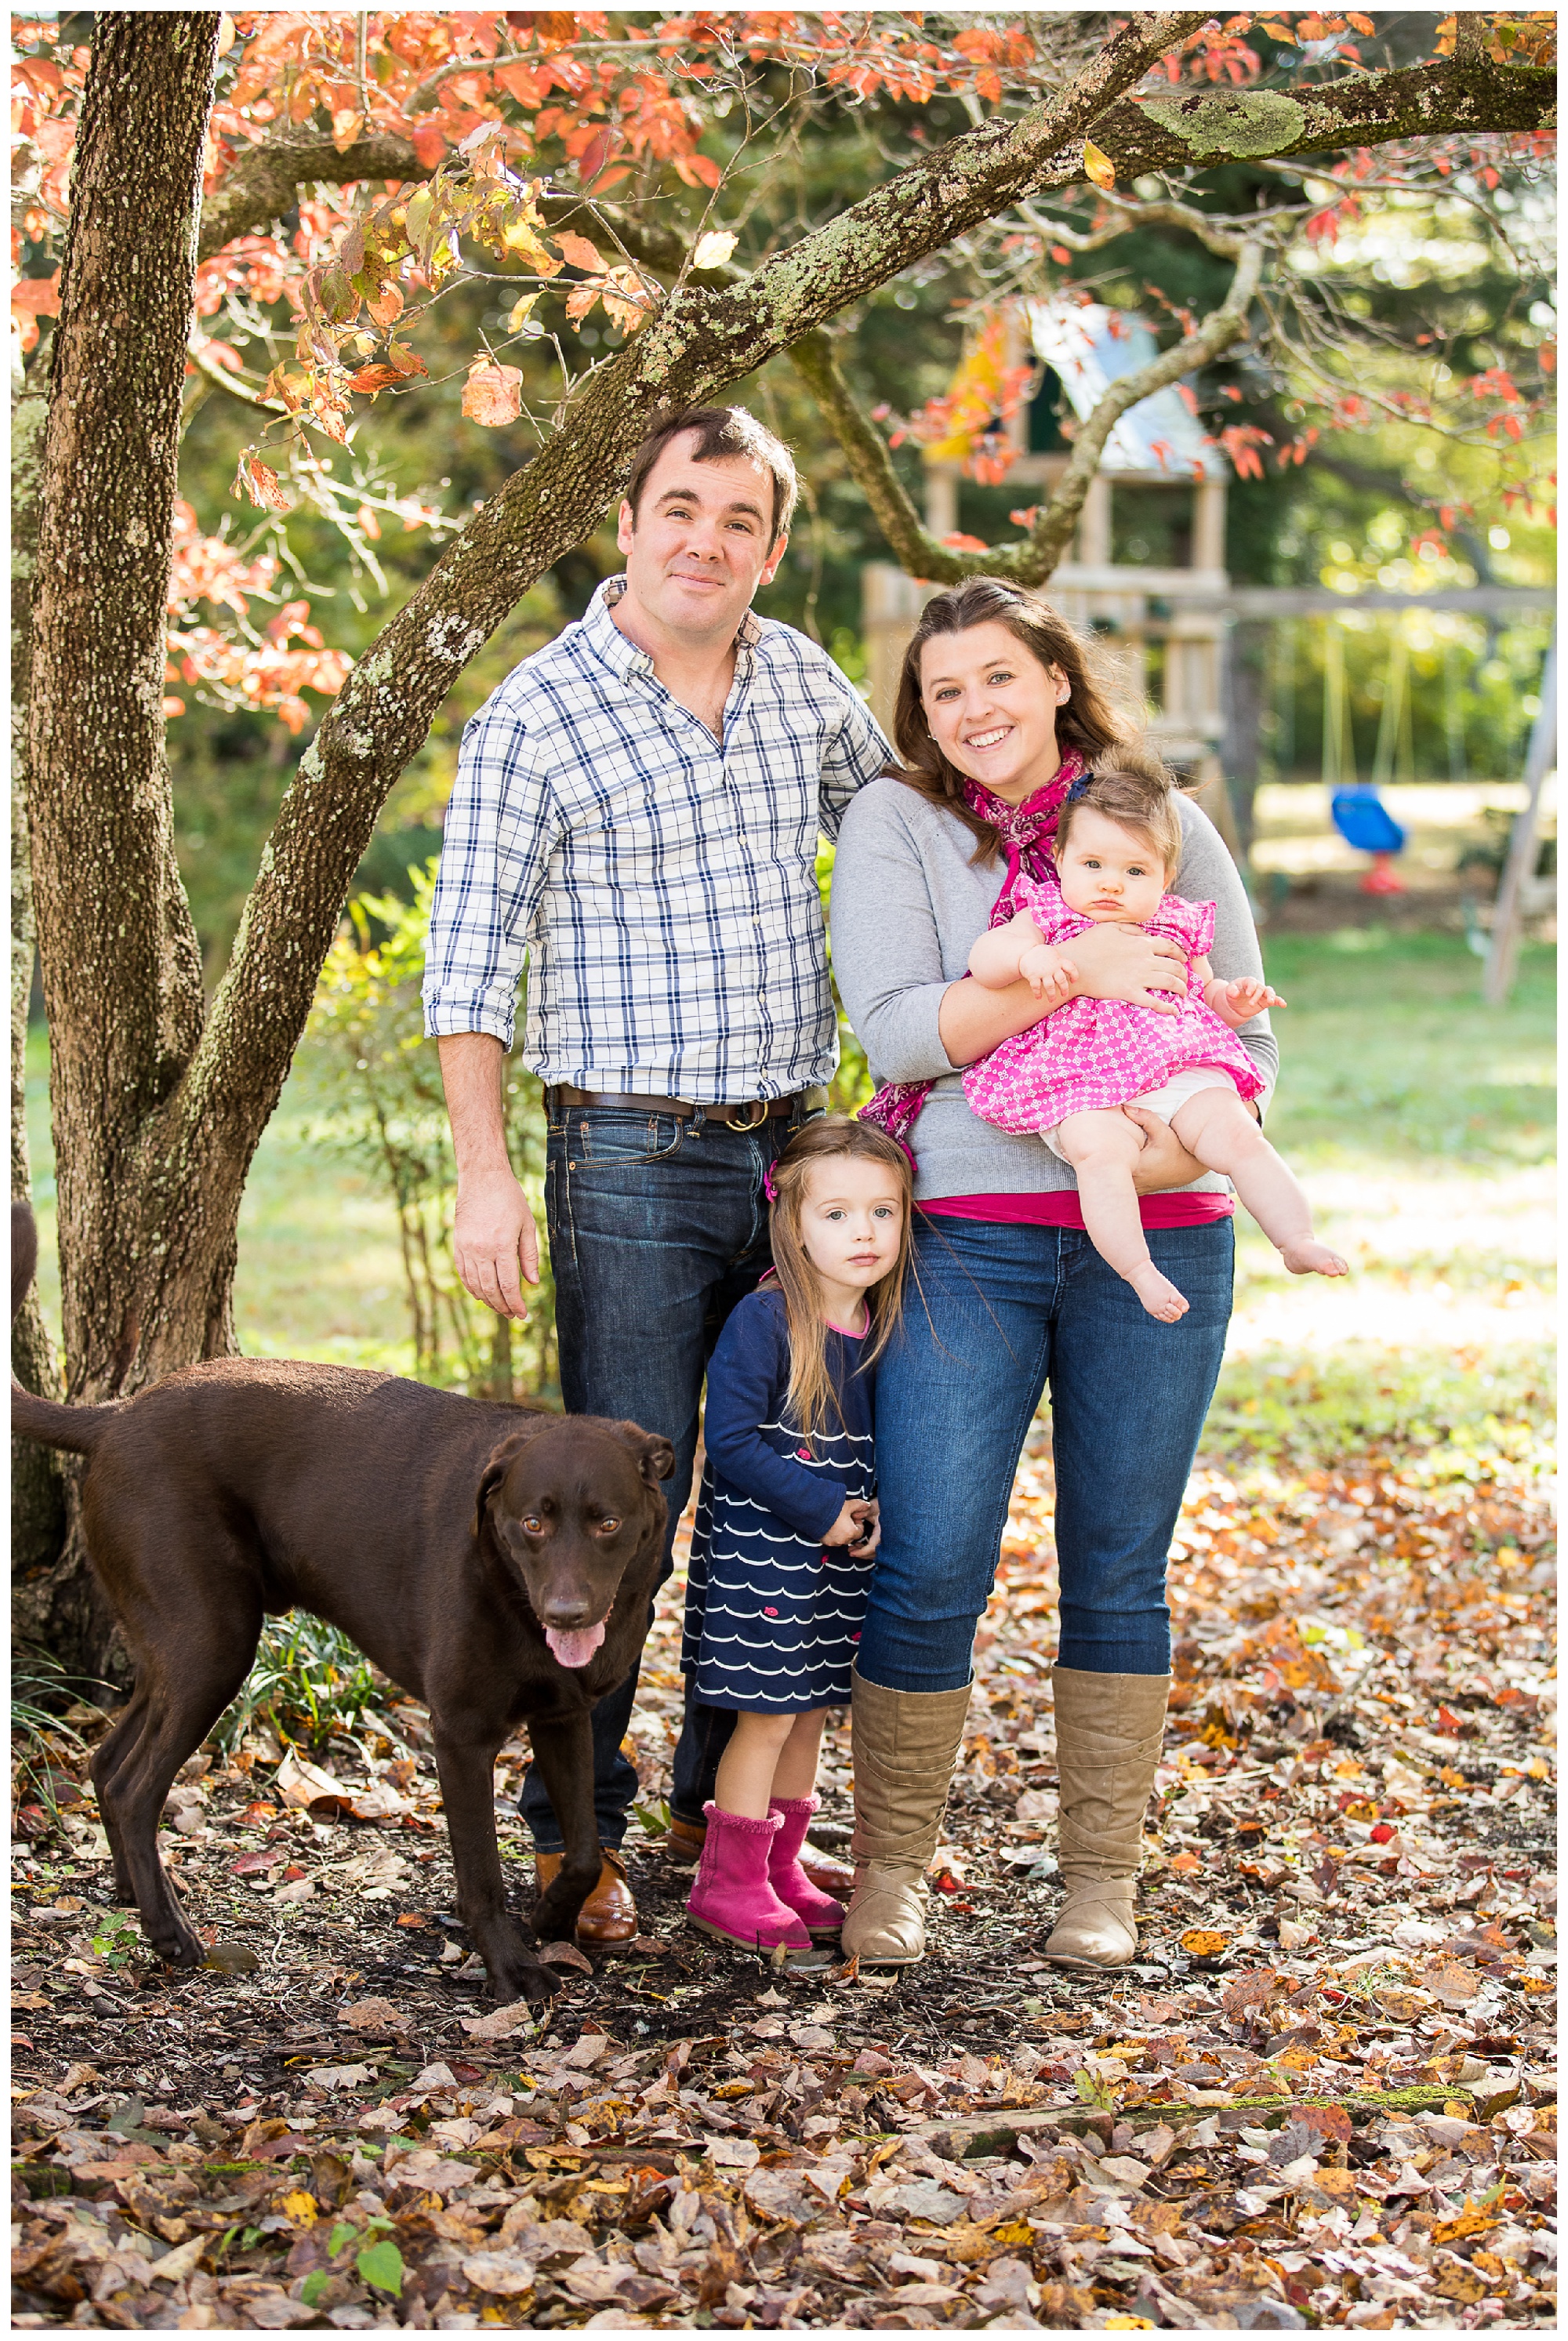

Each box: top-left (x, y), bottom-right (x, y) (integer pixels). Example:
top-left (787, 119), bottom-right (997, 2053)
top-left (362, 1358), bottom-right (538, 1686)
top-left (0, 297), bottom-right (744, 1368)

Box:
top-left (681, 1117), bottom-right (913, 1954)
top-left (965, 764), bottom-right (1347, 1323)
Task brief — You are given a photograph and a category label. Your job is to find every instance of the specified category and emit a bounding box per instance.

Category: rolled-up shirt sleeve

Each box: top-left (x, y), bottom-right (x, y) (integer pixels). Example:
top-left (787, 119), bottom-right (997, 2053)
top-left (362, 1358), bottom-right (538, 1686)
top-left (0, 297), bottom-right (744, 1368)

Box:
top-left (817, 670), bottom-right (892, 841)
top-left (829, 786), bottom-right (957, 1084)
top-left (422, 698), bottom-right (561, 1047)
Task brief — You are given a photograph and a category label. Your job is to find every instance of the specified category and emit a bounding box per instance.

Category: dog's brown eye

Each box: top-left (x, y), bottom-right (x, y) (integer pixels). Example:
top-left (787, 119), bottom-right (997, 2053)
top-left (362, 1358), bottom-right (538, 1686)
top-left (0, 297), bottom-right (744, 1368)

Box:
top-left (521, 1515), bottom-right (544, 1535)
top-left (597, 1517), bottom-right (621, 1535)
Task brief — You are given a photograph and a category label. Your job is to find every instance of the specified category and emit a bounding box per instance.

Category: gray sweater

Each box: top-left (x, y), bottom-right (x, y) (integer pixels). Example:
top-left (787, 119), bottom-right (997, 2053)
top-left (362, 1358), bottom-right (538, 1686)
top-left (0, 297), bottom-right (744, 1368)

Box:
top-left (829, 779), bottom-right (1278, 1206)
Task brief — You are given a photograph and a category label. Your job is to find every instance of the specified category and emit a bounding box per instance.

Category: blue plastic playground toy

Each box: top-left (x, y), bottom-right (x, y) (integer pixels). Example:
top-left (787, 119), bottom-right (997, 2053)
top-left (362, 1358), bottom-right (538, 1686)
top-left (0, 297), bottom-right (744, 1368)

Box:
top-left (1331, 785), bottom-right (1407, 895)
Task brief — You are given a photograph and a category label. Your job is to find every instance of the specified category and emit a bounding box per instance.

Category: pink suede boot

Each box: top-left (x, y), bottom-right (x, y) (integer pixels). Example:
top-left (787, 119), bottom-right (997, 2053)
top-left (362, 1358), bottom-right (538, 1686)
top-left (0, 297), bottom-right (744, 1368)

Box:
top-left (686, 1802), bottom-right (811, 1951)
top-left (768, 1796), bottom-right (847, 1937)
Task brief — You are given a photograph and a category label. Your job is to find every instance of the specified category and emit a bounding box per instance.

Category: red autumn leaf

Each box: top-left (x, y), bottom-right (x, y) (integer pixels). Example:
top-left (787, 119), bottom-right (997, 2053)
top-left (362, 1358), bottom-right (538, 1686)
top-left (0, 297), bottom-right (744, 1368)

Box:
top-left (347, 365), bottom-right (408, 394)
top-left (462, 361), bottom-right (524, 426)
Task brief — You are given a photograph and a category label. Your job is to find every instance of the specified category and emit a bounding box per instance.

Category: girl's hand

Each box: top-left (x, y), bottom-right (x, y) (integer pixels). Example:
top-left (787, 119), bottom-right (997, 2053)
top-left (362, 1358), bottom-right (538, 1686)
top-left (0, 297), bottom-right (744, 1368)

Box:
top-left (1019, 945), bottom-right (1076, 1006)
top-left (1206, 975), bottom-right (1284, 1028)
top-left (825, 1498), bottom-right (879, 1553)
top-left (1064, 921), bottom-right (1188, 1014)
top-left (969, 909), bottom-right (1045, 990)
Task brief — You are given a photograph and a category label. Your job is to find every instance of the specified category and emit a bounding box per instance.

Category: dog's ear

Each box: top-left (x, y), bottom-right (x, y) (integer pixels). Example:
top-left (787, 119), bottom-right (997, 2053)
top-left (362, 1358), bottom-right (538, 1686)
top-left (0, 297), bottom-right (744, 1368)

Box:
top-left (474, 1432), bottom-right (530, 1538)
top-left (615, 1425), bottom-right (675, 1486)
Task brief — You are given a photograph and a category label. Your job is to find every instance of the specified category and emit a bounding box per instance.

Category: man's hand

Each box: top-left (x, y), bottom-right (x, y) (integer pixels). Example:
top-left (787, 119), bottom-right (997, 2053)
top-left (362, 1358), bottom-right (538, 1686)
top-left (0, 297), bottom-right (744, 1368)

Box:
top-left (437, 1033), bottom-right (540, 1320)
top-left (1019, 945), bottom-right (1077, 1006)
top-left (1065, 922), bottom-right (1189, 1013)
top-left (825, 1497), bottom-right (880, 1554)
top-left (454, 1170), bottom-right (540, 1321)
top-left (1206, 975), bottom-right (1285, 1029)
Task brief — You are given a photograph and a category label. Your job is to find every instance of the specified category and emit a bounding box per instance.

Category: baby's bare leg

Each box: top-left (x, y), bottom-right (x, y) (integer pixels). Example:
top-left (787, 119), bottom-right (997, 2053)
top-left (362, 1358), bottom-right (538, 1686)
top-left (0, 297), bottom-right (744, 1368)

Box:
top-left (1168, 1088), bottom-right (1348, 1276)
top-left (1054, 1110), bottom-right (1189, 1323)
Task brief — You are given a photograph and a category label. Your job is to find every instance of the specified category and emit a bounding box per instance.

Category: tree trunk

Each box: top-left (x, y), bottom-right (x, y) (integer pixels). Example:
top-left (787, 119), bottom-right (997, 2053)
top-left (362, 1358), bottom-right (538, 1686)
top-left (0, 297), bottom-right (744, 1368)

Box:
top-left (23, 13), bottom-right (220, 1680)
top-left (10, 361), bottom-right (67, 1588)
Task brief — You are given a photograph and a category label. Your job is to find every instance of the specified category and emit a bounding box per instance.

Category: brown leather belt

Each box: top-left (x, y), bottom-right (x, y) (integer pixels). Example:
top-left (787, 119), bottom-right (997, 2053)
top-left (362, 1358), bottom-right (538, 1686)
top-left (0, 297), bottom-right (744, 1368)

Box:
top-left (546, 1084), bottom-right (825, 1131)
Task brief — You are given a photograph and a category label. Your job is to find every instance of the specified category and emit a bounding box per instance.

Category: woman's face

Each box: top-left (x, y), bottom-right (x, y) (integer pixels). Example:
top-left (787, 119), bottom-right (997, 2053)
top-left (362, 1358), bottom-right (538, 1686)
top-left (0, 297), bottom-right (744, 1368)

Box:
top-left (918, 620), bottom-right (1071, 804)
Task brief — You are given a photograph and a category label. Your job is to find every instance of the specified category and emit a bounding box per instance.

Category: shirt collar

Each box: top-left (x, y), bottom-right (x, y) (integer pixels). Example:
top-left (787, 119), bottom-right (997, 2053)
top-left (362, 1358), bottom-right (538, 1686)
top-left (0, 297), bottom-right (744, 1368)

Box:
top-left (586, 575), bottom-right (764, 683)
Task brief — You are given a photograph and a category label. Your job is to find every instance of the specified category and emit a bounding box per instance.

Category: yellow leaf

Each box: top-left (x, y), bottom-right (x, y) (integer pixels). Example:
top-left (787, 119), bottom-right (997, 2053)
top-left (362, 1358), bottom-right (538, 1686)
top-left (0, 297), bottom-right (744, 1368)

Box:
top-left (462, 361), bottom-right (523, 426)
top-left (1083, 139), bottom-right (1116, 191)
top-left (331, 108), bottom-right (365, 156)
top-left (1179, 1929), bottom-right (1229, 1960)
top-left (279, 2190), bottom-right (318, 2226)
top-left (506, 292), bottom-right (539, 331)
top-left (692, 230), bottom-right (737, 270)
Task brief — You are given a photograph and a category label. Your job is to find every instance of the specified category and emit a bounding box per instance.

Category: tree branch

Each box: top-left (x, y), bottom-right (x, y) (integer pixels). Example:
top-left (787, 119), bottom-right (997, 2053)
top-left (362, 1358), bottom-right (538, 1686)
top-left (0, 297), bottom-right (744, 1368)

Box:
top-left (196, 129), bottom-right (430, 261)
top-left (791, 234), bottom-right (1267, 587)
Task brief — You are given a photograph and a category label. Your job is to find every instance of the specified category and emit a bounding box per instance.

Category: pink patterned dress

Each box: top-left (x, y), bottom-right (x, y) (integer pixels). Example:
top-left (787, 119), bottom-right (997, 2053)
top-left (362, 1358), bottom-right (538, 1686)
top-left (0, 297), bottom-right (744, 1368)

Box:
top-left (963, 874), bottom-right (1265, 1137)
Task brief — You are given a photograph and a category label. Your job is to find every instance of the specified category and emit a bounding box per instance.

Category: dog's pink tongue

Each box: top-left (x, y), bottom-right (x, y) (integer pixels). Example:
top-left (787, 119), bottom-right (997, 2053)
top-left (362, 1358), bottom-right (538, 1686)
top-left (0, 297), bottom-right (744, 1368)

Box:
top-left (546, 1621), bottom-right (607, 1669)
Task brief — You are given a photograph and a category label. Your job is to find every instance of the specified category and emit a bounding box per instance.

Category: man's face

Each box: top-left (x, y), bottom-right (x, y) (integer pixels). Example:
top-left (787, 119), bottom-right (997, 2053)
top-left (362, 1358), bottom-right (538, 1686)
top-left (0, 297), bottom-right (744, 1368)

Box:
top-left (617, 434), bottom-right (789, 644)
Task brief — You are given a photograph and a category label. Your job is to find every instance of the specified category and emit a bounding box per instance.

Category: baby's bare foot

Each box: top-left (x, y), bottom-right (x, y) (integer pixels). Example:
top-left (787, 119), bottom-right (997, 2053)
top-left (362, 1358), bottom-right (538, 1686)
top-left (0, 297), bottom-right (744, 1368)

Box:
top-left (1282, 1238), bottom-right (1348, 1277)
top-left (1130, 1262), bottom-right (1189, 1322)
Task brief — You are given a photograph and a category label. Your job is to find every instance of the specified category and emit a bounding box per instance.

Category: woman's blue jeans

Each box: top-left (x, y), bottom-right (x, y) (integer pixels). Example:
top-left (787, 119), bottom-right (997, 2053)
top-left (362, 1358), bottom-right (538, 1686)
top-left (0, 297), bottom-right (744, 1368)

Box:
top-left (859, 1214), bottom-right (1233, 1691)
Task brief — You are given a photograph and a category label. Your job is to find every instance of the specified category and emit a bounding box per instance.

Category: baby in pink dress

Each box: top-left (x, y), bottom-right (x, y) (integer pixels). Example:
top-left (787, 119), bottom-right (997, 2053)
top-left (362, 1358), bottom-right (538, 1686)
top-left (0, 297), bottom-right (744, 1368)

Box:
top-left (966, 765), bottom-right (1347, 1322)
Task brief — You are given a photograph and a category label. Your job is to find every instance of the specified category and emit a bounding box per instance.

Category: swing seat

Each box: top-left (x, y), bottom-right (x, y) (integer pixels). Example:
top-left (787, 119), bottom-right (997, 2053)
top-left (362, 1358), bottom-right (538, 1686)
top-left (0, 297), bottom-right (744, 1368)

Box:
top-left (1331, 786), bottom-right (1406, 857)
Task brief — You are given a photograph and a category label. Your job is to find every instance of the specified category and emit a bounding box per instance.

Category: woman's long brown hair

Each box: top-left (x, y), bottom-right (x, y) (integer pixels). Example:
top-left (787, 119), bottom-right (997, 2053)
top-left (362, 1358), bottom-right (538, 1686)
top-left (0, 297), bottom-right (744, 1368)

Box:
top-left (767, 1117), bottom-right (913, 1449)
top-left (890, 575), bottom-right (1142, 865)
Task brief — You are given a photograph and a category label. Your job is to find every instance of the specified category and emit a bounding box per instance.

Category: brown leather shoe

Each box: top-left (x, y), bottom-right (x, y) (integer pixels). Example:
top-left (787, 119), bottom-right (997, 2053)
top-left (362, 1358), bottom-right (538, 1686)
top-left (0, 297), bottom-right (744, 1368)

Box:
top-left (534, 1848), bottom-right (637, 1947)
top-left (666, 1811), bottom-right (853, 1899)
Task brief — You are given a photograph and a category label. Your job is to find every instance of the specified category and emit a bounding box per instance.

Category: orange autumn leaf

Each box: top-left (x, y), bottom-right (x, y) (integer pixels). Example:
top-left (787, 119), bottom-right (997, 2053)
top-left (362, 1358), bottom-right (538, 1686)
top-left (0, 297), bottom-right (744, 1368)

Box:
top-left (1179, 1929), bottom-right (1229, 1959)
top-left (553, 230), bottom-right (604, 272)
top-left (462, 361), bottom-right (523, 426)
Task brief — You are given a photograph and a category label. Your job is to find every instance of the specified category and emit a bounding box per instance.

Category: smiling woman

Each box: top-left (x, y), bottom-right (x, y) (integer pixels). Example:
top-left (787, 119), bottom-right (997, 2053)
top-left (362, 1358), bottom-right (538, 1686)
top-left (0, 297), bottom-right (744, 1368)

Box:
top-left (830, 574), bottom-right (1279, 1975)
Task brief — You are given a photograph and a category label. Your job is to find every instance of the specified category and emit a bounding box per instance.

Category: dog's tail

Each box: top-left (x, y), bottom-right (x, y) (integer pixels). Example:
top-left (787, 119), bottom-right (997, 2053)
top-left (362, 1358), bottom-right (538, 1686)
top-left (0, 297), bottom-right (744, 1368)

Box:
top-left (11, 1200), bottom-right (111, 1455)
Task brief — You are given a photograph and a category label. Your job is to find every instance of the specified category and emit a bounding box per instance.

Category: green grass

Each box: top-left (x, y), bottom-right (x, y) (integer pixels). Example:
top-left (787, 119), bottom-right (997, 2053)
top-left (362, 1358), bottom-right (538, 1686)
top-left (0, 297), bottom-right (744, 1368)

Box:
top-left (22, 932), bottom-right (1556, 1479)
top-left (1258, 929), bottom-right (1554, 1169)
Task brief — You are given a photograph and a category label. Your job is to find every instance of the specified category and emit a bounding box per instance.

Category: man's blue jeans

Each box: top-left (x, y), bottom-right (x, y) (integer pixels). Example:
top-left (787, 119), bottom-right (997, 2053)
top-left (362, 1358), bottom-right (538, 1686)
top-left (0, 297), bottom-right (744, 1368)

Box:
top-left (859, 1214), bottom-right (1233, 1692)
top-left (519, 1103), bottom-right (809, 1853)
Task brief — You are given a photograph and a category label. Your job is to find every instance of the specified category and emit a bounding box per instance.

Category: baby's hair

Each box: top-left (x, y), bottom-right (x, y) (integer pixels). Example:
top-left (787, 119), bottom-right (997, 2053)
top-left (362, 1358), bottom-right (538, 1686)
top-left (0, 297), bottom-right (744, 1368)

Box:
top-left (767, 1115), bottom-right (913, 1447)
top-left (1054, 759), bottom-right (1183, 877)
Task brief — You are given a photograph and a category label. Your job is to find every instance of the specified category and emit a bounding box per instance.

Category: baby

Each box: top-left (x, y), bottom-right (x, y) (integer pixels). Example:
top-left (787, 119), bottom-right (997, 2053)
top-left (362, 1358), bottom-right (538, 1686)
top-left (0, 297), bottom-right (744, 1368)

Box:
top-left (965, 764), bottom-right (1347, 1322)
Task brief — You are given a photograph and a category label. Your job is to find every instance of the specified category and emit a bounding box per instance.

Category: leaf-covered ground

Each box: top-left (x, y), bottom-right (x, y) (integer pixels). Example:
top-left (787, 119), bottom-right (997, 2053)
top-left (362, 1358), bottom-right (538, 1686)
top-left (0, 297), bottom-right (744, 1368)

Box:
top-left (12, 1412), bottom-right (1555, 2332)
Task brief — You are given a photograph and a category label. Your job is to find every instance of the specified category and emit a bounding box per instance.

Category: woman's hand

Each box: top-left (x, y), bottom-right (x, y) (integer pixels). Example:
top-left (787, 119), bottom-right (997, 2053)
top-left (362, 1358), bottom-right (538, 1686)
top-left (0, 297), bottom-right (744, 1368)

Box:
top-left (825, 1498), bottom-right (880, 1554)
top-left (1065, 922), bottom-right (1188, 1013)
top-left (1124, 1108), bottom-right (1207, 1192)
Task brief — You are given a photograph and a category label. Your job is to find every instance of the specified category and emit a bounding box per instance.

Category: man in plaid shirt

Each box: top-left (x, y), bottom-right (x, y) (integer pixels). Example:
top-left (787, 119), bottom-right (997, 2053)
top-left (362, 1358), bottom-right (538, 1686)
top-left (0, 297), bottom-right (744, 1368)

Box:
top-left (424, 407), bottom-right (889, 1942)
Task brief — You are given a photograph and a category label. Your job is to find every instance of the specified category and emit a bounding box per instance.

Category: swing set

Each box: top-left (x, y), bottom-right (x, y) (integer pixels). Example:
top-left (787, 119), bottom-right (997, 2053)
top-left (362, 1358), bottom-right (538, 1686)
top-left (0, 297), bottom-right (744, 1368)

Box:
top-left (1322, 618), bottom-right (1412, 895)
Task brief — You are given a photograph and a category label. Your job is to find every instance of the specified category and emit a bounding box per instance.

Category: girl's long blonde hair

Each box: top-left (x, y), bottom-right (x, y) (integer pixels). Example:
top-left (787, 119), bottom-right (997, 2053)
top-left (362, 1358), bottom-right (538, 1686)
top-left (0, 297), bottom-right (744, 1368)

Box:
top-left (767, 1116), bottom-right (913, 1447)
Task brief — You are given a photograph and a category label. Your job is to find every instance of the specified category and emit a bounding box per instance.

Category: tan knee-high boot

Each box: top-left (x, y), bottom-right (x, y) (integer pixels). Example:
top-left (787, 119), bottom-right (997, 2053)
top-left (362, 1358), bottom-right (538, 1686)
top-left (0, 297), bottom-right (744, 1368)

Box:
top-left (1044, 1665), bottom-right (1170, 1968)
top-left (841, 1670), bottom-right (972, 1965)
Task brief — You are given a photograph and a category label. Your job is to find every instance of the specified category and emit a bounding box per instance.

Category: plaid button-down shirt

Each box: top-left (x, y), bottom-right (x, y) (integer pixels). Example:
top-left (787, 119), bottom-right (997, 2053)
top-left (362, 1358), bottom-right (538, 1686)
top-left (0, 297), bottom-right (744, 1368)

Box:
top-left (422, 579), bottom-right (891, 1098)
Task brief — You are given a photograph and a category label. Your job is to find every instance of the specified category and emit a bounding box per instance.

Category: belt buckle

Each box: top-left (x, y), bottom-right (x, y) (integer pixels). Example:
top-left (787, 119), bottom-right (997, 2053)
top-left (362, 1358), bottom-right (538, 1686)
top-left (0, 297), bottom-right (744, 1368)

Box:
top-left (728, 1098), bottom-right (770, 1132)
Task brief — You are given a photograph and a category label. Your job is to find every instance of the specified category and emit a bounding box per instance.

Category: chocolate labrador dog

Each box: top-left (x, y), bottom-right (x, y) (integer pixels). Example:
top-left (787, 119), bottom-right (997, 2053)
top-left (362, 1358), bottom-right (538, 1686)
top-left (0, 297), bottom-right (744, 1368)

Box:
top-left (10, 1203), bottom-right (673, 2006)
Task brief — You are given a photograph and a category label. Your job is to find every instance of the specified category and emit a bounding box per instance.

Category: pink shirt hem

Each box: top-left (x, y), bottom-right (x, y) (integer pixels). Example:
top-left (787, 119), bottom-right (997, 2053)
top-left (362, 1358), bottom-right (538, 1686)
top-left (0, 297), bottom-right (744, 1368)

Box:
top-left (919, 1192), bottom-right (1235, 1230)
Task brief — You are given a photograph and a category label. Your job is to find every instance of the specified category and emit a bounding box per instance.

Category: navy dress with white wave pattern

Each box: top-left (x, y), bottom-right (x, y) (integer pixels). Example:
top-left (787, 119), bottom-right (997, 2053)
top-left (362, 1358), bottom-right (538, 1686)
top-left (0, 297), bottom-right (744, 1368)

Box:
top-left (681, 1284), bottom-right (875, 1711)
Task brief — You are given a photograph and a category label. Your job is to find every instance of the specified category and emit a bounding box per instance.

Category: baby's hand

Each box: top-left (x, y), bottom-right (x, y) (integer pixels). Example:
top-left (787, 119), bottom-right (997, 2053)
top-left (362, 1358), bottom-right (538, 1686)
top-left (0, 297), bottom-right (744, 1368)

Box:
top-left (1019, 945), bottom-right (1076, 1006)
top-left (824, 1499), bottom-right (878, 1552)
top-left (1207, 975), bottom-right (1284, 1027)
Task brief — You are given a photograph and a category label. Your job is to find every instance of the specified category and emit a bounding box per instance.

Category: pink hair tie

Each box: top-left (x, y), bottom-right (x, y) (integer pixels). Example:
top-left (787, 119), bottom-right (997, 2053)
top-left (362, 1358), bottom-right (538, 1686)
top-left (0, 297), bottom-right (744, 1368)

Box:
top-left (763, 1163), bottom-right (779, 1203)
